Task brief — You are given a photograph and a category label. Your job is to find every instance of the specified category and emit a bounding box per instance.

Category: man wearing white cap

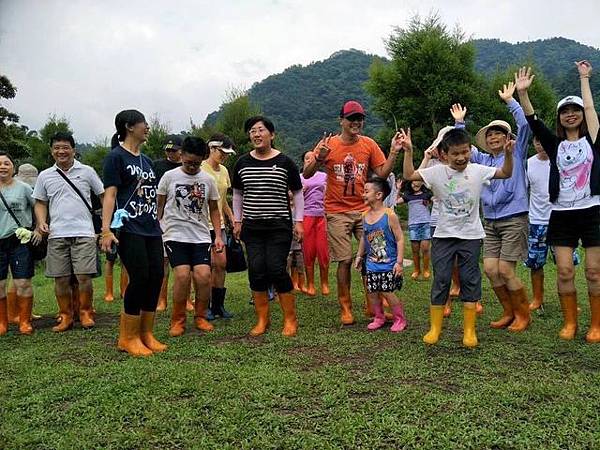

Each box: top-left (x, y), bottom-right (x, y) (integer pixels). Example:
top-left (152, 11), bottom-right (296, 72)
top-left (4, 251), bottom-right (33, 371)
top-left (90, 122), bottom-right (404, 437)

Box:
top-left (201, 133), bottom-right (236, 319)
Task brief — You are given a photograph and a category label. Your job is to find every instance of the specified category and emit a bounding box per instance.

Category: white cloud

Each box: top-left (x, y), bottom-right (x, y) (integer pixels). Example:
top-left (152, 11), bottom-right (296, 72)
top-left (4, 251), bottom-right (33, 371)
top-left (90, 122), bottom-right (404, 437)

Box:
top-left (1, 0), bottom-right (599, 142)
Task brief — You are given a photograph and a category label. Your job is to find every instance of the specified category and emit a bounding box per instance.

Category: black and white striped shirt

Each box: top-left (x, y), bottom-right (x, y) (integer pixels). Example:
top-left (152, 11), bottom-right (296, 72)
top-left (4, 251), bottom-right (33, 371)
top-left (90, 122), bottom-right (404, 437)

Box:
top-left (232, 152), bottom-right (302, 222)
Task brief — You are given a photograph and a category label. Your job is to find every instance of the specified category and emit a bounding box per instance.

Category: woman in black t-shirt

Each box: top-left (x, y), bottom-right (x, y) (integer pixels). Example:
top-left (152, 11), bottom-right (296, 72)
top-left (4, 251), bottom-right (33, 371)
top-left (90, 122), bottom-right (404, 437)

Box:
top-left (101, 110), bottom-right (166, 356)
top-left (232, 116), bottom-right (304, 337)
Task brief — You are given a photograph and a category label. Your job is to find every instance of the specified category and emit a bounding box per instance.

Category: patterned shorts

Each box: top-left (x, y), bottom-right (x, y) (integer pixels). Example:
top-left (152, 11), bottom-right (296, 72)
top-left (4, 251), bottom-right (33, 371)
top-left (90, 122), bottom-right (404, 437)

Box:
top-left (408, 223), bottom-right (431, 241)
top-left (524, 224), bottom-right (581, 270)
top-left (366, 271), bottom-right (403, 293)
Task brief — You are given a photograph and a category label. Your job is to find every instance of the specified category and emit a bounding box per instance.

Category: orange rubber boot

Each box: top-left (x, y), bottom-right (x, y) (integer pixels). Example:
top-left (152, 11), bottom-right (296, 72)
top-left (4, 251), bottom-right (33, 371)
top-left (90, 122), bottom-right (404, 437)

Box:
top-left (104, 272), bottom-right (114, 302)
top-left (18, 295), bottom-right (34, 335)
top-left (194, 295), bottom-right (214, 332)
top-left (0, 297), bottom-right (8, 335)
top-left (279, 292), bottom-right (298, 337)
top-left (490, 285), bottom-right (514, 329)
top-left (250, 291), bottom-right (270, 336)
top-left (558, 292), bottom-right (578, 340)
top-left (79, 291), bottom-right (95, 329)
top-left (7, 288), bottom-right (19, 324)
top-left (117, 312), bottom-right (153, 357)
top-left (338, 285), bottom-right (355, 325)
top-left (529, 269), bottom-right (544, 311)
top-left (320, 265), bottom-right (330, 295)
top-left (291, 269), bottom-right (300, 292)
top-left (140, 311), bottom-right (167, 352)
top-left (507, 287), bottom-right (531, 332)
top-left (586, 293), bottom-right (600, 343)
top-left (169, 298), bottom-right (187, 337)
top-left (449, 265), bottom-right (460, 298)
top-left (52, 295), bottom-right (73, 332)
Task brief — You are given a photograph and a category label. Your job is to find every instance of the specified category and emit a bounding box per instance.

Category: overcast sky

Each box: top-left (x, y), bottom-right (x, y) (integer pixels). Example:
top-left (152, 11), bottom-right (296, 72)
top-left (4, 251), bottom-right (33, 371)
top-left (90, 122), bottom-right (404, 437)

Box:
top-left (1, 0), bottom-right (599, 143)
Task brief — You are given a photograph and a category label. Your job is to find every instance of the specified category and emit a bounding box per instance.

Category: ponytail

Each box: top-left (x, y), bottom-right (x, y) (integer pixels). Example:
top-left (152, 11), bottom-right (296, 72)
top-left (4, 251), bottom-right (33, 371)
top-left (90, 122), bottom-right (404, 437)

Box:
top-left (111, 133), bottom-right (120, 150)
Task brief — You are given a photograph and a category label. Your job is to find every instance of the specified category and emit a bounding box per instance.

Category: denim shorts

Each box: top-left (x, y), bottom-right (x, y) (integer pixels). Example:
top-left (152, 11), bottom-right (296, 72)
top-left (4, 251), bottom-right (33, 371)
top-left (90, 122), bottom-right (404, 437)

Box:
top-left (408, 223), bottom-right (431, 241)
top-left (0, 236), bottom-right (34, 280)
top-left (524, 223), bottom-right (581, 270)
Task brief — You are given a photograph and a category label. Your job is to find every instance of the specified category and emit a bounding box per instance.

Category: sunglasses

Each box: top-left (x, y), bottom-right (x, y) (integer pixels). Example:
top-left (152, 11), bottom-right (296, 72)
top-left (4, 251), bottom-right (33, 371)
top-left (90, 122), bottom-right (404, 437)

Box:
top-left (345, 114), bottom-right (365, 122)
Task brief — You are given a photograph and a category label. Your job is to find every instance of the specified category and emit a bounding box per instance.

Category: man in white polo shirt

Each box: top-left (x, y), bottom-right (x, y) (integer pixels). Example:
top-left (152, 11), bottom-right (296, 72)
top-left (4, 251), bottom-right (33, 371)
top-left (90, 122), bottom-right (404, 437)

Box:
top-left (33, 132), bottom-right (104, 332)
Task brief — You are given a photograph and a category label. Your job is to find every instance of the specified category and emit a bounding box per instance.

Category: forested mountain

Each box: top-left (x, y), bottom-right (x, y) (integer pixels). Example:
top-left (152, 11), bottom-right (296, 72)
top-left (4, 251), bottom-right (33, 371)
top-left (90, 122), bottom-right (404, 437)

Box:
top-left (205, 38), bottom-right (600, 159)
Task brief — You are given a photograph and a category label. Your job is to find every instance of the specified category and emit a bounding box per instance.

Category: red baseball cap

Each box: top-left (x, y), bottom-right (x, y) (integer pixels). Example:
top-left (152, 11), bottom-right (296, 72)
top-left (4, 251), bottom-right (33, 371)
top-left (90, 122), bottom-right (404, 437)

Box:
top-left (340, 100), bottom-right (365, 118)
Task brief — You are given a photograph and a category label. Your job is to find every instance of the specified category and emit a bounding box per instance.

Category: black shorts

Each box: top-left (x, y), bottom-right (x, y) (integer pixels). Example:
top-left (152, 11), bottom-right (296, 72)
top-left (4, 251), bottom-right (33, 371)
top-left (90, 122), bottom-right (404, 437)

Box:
top-left (547, 205), bottom-right (600, 248)
top-left (164, 241), bottom-right (211, 268)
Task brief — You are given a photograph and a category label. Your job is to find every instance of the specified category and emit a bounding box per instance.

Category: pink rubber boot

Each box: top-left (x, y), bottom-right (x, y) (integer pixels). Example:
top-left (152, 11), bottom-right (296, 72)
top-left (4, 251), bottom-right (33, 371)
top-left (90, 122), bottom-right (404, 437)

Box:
top-left (367, 302), bottom-right (386, 330)
top-left (390, 303), bottom-right (407, 332)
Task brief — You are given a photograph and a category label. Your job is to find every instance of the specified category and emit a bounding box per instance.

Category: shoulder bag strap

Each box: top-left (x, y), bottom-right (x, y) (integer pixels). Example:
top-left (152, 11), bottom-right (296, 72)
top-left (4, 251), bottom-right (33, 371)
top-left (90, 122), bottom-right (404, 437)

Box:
top-left (0, 188), bottom-right (23, 228)
top-left (55, 168), bottom-right (93, 213)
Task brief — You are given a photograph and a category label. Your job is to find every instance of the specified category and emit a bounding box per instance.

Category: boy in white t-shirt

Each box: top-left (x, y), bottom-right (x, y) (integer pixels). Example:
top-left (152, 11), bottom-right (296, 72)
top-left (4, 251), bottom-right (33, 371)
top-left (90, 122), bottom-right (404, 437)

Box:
top-left (401, 127), bottom-right (514, 347)
top-left (157, 137), bottom-right (224, 337)
top-left (525, 136), bottom-right (580, 311)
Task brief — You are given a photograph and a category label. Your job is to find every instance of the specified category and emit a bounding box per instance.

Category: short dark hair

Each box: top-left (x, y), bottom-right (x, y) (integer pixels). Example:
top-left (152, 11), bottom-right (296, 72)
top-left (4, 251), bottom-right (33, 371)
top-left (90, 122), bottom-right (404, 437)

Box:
top-left (181, 136), bottom-right (208, 159)
top-left (440, 128), bottom-right (471, 153)
top-left (367, 176), bottom-right (391, 200)
top-left (244, 115), bottom-right (275, 134)
top-left (208, 133), bottom-right (235, 150)
top-left (50, 132), bottom-right (75, 148)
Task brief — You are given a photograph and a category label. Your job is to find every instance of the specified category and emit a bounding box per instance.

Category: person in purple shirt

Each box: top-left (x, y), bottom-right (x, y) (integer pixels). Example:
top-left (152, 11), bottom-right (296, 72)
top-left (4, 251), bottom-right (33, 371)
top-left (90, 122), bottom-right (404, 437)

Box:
top-left (452, 74), bottom-right (532, 333)
top-left (300, 151), bottom-right (329, 296)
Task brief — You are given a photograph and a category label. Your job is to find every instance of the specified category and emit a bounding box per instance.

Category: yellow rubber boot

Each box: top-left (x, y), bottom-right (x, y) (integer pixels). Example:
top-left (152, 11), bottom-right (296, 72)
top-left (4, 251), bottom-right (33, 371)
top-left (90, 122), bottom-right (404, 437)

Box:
top-left (140, 311), bottom-right (167, 352)
top-left (117, 312), bottom-right (153, 357)
top-left (423, 305), bottom-right (444, 345)
top-left (463, 302), bottom-right (478, 348)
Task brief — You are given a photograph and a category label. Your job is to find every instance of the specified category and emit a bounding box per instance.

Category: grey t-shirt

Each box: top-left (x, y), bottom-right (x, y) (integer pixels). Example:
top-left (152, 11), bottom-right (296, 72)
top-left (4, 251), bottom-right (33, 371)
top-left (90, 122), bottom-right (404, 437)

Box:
top-left (157, 167), bottom-right (220, 244)
top-left (0, 180), bottom-right (34, 239)
top-left (33, 160), bottom-right (105, 239)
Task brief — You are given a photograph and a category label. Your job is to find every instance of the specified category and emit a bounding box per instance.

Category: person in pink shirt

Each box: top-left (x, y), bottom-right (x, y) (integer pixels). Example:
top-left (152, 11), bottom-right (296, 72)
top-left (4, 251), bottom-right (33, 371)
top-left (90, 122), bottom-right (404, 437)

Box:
top-left (300, 151), bottom-right (329, 296)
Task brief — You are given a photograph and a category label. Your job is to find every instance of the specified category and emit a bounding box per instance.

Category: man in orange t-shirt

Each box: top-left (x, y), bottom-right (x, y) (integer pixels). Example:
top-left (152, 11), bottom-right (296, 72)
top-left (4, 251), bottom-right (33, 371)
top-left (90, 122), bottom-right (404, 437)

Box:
top-left (304, 100), bottom-right (402, 325)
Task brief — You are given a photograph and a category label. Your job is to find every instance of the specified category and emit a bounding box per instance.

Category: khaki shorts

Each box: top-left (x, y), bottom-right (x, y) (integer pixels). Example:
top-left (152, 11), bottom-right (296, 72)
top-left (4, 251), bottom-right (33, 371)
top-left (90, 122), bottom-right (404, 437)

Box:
top-left (326, 211), bottom-right (364, 262)
top-left (45, 237), bottom-right (98, 277)
top-left (483, 214), bottom-right (528, 261)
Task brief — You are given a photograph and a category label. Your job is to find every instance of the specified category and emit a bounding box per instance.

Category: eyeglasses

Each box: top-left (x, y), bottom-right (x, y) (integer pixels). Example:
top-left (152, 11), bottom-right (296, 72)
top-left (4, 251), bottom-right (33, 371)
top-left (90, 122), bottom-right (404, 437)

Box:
top-left (345, 114), bottom-right (365, 122)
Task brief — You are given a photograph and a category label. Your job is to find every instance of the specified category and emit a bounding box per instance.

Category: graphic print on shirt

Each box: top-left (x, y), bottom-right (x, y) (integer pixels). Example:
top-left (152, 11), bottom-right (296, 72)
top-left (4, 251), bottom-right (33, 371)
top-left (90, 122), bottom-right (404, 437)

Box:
top-left (367, 228), bottom-right (390, 264)
top-left (441, 178), bottom-right (474, 224)
top-left (557, 139), bottom-right (593, 207)
top-left (333, 153), bottom-right (365, 196)
top-left (174, 182), bottom-right (206, 220)
top-left (126, 164), bottom-right (157, 219)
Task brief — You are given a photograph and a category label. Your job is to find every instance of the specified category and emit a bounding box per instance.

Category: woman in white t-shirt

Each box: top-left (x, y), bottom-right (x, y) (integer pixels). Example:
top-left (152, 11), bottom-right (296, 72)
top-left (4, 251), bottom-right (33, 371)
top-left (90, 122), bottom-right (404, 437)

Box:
top-left (518, 62), bottom-right (600, 343)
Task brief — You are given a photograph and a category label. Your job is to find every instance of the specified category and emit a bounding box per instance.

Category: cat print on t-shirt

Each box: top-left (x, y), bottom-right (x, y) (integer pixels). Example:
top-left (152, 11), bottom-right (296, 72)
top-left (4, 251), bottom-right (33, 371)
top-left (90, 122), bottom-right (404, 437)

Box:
top-left (557, 137), bottom-right (594, 208)
top-left (174, 182), bottom-right (206, 219)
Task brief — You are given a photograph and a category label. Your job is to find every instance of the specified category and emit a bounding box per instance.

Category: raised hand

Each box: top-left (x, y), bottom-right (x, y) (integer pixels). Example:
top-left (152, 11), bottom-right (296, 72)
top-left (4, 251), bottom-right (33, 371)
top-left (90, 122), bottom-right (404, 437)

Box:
top-left (515, 66), bottom-right (535, 92)
top-left (393, 128), bottom-right (413, 152)
top-left (504, 138), bottom-right (516, 154)
top-left (450, 103), bottom-right (467, 122)
top-left (575, 60), bottom-right (593, 78)
top-left (498, 81), bottom-right (516, 103)
top-left (315, 132), bottom-right (332, 160)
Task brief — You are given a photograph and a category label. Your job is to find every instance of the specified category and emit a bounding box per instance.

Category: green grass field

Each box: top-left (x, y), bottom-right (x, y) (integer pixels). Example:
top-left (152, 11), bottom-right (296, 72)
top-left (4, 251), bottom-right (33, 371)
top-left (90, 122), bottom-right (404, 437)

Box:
top-left (1, 251), bottom-right (599, 449)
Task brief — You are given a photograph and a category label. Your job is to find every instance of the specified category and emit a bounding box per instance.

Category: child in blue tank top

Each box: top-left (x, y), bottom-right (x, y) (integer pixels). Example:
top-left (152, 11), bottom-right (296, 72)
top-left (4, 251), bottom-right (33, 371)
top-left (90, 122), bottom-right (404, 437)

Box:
top-left (355, 177), bottom-right (407, 332)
